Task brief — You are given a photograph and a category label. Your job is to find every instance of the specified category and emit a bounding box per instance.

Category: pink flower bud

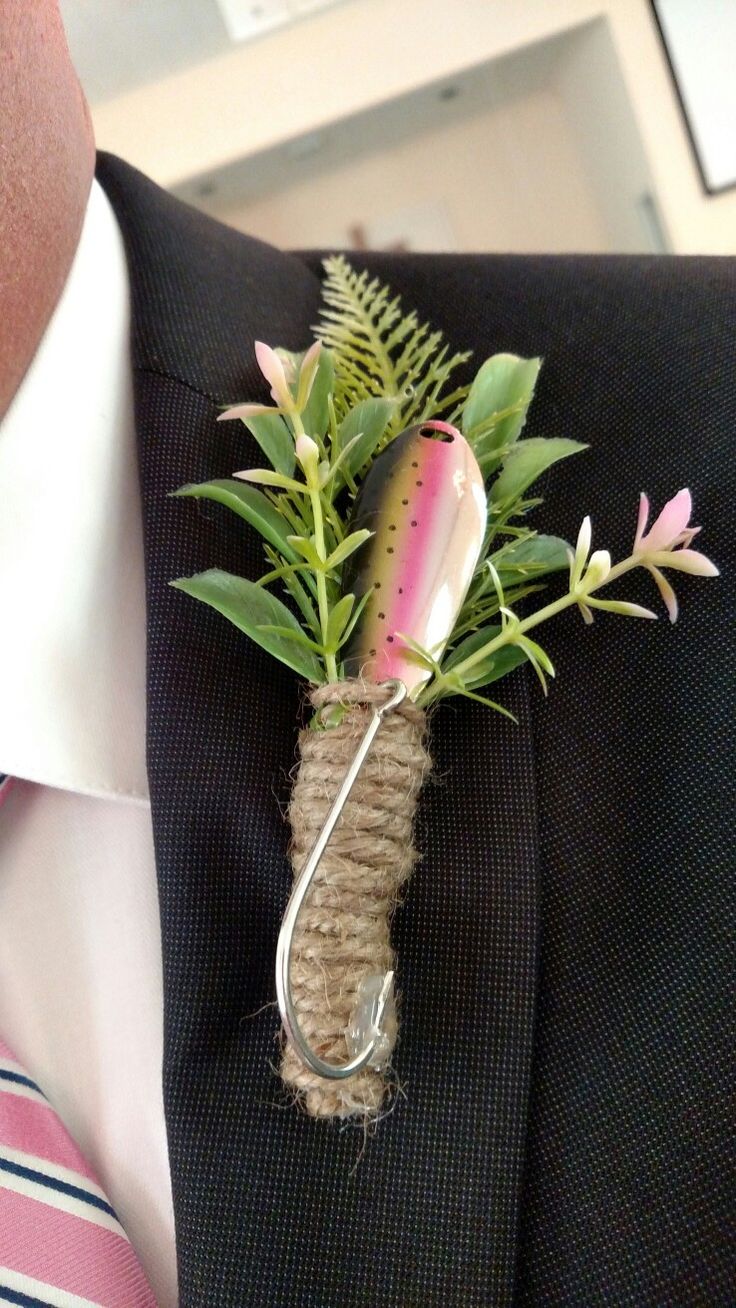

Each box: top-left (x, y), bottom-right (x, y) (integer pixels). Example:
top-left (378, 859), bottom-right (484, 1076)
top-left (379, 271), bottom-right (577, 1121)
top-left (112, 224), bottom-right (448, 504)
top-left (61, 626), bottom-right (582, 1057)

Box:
top-left (255, 340), bottom-right (294, 410)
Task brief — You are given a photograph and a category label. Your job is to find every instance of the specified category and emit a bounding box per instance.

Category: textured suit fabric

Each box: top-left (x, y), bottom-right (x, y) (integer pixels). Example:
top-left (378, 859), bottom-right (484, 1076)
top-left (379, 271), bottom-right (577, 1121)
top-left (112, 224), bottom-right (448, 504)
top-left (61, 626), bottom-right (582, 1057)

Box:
top-left (96, 152), bottom-right (734, 1307)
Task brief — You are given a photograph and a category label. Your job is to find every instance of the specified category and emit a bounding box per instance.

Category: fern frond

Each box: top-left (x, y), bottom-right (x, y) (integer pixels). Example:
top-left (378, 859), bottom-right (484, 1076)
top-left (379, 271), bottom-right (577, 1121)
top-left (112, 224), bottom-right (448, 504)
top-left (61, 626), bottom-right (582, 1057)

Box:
top-left (315, 254), bottom-right (472, 434)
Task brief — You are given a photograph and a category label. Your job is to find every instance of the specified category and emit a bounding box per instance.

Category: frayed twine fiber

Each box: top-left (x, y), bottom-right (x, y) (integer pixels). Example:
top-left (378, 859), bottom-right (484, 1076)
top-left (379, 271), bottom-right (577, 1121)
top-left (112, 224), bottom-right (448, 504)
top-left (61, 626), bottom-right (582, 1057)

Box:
top-left (280, 679), bottom-right (430, 1119)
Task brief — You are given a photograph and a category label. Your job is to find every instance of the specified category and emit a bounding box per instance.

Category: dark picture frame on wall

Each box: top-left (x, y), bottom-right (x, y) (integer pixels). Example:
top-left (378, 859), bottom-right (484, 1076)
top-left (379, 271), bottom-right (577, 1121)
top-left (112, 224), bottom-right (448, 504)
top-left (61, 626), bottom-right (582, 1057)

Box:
top-left (651, 0), bottom-right (736, 195)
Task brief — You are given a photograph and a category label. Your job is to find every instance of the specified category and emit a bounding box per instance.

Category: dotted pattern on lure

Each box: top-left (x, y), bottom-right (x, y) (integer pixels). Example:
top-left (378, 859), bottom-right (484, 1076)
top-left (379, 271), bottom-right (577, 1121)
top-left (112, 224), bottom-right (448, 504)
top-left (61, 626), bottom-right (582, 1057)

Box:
top-left (342, 421), bottom-right (487, 695)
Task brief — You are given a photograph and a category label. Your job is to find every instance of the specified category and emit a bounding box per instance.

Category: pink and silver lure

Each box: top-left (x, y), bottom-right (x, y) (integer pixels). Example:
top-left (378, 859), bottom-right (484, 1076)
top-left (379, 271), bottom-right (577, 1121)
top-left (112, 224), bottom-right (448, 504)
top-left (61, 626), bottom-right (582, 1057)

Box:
top-left (342, 420), bottom-right (487, 696)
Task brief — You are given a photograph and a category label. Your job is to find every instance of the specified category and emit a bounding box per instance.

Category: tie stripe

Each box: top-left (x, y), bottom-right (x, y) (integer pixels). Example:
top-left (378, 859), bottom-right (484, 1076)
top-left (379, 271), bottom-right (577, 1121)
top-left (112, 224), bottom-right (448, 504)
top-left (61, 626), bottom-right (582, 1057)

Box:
top-left (0, 1072), bottom-right (43, 1099)
top-left (0, 1270), bottom-right (102, 1306)
top-left (0, 1043), bottom-right (156, 1307)
top-left (0, 1089), bottom-right (95, 1183)
top-left (0, 1154), bottom-right (118, 1225)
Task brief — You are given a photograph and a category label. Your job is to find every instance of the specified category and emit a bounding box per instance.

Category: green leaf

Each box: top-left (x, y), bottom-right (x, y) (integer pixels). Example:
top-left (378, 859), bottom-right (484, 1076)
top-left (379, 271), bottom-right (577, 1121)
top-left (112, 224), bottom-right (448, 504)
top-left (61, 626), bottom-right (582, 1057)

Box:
top-left (585, 597), bottom-right (658, 619)
top-left (325, 593), bottom-right (355, 651)
top-left (515, 634), bottom-right (555, 695)
top-left (396, 632), bottom-right (443, 672)
top-left (170, 569), bottom-right (323, 682)
top-left (339, 587), bottom-right (373, 647)
top-left (319, 435), bottom-right (361, 490)
top-left (516, 634), bottom-right (555, 677)
top-left (301, 347), bottom-right (335, 439)
top-left (236, 469), bottom-right (309, 495)
top-left (257, 559), bottom-right (318, 593)
top-left (287, 535), bottom-right (324, 570)
top-left (263, 545), bottom-right (321, 633)
top-left (443, 626), bottom-right (528, 688)
top-left (463, 354), bottom-right (541, 453)
top-left (296, 344), bottom-right (322, 410)
top-left (282, 579), bottom-right (321, 634)
top-left (427, 669), bottom-right (519, 720)
top-left (486, 562), bottom-right (507, 612)
top-left (491, 438), bottom-right (587, 504)
top-left (324, 528), bottom-right (372, 572)
top-left (258, 625), bottom-right (325, 653)
top-left (494, 533), bottom-right (571, 578)
top-left (451, 683), bottom-right (519, 721)
top-left (241, 412), bottom-right (295, 477)
top-left (336, 398), bottom-right (396, 477)
top-left (171, 480), bottom-right (298, 562)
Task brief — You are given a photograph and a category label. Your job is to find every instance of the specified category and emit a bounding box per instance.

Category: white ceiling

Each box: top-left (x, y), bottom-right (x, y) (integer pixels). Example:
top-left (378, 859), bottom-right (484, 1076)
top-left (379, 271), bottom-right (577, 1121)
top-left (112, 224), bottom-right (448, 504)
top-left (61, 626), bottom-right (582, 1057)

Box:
top-left (174, 32), bottom-right (567, 209)
top-left (60, 0), bottom-right (348, 104)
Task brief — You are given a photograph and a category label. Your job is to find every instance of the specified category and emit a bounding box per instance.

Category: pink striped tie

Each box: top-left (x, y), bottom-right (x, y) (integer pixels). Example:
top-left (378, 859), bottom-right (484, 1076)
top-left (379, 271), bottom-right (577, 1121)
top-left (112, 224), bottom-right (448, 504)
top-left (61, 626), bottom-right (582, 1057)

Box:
top-left (0, 772), bottom-right (158, 1306)
top-left (0, 1039), bottom-right (157, 1307)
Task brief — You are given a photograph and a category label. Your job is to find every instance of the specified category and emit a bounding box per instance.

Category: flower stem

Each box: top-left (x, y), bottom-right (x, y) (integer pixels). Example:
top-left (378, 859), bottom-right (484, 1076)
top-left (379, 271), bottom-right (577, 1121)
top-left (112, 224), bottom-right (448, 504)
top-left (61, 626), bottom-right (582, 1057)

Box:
top-left (423, 554), bottom-right (640, 701)
top-left (294, 414), bottom-right (338, 682)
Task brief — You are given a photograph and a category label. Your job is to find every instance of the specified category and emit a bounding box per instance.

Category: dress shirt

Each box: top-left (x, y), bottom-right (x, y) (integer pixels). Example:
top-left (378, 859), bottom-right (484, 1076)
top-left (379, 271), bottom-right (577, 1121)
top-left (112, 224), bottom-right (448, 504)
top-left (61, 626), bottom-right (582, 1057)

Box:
top-left (0, 180), bottom-right (177, 1306)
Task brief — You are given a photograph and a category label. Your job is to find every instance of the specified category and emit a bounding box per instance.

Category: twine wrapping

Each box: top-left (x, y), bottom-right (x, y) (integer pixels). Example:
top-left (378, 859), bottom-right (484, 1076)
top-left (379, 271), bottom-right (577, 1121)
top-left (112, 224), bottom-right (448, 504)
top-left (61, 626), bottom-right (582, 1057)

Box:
top-left (280, 679), bottom-right (430, 1119)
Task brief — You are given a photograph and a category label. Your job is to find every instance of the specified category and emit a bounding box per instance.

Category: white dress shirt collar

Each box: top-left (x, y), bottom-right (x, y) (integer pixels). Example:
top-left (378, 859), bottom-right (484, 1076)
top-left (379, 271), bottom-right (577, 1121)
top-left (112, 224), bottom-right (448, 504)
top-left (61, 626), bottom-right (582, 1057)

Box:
top-left (0, 179), bottom-right (148, 802)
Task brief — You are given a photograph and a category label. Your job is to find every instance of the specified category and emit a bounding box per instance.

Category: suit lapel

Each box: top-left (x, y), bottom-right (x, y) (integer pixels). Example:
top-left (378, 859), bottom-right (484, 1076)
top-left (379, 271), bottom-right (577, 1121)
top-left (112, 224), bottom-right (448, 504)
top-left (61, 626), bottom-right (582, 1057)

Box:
top-left (97, 152), bottom-right (540, 1308)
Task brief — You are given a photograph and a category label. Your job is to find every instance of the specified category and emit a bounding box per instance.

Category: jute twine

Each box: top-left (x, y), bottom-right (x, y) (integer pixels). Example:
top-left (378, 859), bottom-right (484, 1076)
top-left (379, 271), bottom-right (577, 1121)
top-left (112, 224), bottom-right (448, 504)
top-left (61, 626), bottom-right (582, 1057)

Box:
top-left (280, 679), bottom-right (430, 1119)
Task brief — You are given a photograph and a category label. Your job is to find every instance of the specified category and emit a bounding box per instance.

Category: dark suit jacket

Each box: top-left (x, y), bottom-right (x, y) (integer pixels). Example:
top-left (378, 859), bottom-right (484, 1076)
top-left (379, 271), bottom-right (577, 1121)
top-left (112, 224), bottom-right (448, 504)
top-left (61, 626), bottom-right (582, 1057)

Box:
top-left (95, 152), bottom-right (733, 1307)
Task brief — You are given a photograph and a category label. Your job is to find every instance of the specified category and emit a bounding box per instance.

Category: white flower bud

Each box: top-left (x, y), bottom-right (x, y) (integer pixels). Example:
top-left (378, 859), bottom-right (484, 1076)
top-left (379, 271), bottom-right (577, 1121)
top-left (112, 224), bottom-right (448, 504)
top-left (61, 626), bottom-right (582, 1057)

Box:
top-left (582, 549), bottom-right (611, 591)
top-left (295, 432), bottom-right (320, 477)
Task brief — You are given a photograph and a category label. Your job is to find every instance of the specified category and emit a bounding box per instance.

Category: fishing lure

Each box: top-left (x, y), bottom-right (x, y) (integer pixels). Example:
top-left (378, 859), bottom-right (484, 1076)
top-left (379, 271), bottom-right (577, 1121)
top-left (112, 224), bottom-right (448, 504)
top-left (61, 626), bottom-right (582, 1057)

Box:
top-left (342, 420), bottom-right (487, 693)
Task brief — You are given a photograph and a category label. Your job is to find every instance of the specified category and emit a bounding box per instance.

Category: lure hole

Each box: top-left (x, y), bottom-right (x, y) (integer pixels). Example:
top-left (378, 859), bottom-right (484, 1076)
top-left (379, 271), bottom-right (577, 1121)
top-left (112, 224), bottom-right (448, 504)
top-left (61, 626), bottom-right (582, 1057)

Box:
top-left (419, 423), bottom-right (455, 443)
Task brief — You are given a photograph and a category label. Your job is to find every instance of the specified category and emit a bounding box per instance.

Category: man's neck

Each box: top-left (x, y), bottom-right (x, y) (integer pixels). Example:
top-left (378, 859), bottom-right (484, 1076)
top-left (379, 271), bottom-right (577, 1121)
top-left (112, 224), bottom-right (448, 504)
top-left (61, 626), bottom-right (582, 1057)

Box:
top-left (0, 171), bottom-right (92, 421)
top-left (0, 6), bottom-right (95, 420)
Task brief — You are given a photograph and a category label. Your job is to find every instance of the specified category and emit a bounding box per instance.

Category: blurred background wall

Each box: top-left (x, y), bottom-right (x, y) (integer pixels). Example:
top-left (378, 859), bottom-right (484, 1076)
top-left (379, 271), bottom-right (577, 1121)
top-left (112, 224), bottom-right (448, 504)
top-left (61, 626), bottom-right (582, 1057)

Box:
top-left (62, 0), bottom-right (735, 255)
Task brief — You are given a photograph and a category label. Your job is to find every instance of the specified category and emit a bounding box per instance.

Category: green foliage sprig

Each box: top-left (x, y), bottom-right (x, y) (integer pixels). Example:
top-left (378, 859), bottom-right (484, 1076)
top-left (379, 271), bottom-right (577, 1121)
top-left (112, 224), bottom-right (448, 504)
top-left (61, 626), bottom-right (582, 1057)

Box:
top-left (171, 255), bottom-right (718, 716)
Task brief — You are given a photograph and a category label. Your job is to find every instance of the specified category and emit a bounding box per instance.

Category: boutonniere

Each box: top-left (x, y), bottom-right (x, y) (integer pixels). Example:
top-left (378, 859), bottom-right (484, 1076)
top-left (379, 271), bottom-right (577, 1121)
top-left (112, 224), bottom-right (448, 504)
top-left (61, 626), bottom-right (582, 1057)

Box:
top-left (172, 256), bottom-right (718, 1121)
